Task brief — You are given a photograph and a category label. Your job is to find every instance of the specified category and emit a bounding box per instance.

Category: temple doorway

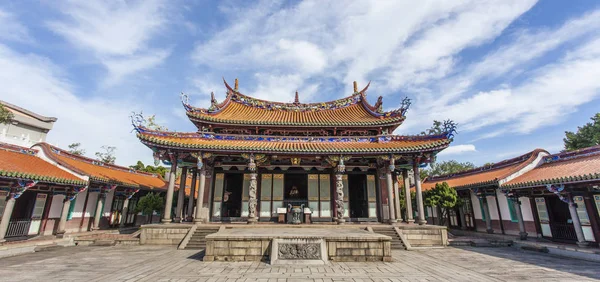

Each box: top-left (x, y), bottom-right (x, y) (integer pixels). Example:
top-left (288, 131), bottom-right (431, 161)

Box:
top-left (284, 174), bottom-right (307, 204)
top-left (349, 174), bottom-right (369, 218)
top-left (547, 196), bottom-right (577, 242)
top-left (221, 173), bottom-right (243, 218)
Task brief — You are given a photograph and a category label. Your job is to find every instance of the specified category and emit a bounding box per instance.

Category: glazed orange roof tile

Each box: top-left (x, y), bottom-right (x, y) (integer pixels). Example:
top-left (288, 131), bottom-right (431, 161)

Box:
top-left (136, 131), bottom-right (452, 155)
top-left (504, 146), bottom-right (600, 189)
top-left (422, 149), bottom-right (548, 190)
top-left (37, 143), bottom-right (166, 189)
top-left (183, 80), bottom-right (409, 128)
top-left (0, 142), bottom-right (85, 186)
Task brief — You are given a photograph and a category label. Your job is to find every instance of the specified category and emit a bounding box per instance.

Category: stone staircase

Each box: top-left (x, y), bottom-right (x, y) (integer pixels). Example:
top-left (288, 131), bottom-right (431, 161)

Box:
top-left (184, 227), bottom-right (220, 250)
top-left (372, 227), bottom-right (406, 250)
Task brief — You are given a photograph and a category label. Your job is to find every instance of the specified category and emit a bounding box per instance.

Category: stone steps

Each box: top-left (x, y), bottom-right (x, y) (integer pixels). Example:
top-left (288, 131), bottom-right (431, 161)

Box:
top-left (183, 228), bottom-right (220, 250)
top-left (372, 228), bottom-right (406, 250)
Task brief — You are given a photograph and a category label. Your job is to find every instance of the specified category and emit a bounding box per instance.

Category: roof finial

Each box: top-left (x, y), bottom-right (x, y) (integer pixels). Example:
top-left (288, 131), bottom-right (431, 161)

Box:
top-left (353, 81), bottom-right (358, 93)
top-left (234, 78), bottom-right (239, 91)
top-left (294, 91), bottom-right (299, 104)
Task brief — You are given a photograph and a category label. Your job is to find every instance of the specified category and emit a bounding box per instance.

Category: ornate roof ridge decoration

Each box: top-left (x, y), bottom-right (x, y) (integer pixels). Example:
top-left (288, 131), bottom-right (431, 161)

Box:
top-left (0, 142), bottom-right (38, 155)
top-left (38, 142), bottom-right (162, 179)
top-left (136, 128), bottom-right (451, 143)
top-left (183, 79), bottom-right (410, 119)
top-left (542, 145), bottom-right (600, 164)
top-left (425, 148), bottom-right (548, 183)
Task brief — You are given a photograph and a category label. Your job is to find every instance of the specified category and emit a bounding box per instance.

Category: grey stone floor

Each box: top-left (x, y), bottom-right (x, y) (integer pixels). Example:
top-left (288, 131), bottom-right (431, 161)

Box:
top-left (0, 245), bottom-right (599, 281)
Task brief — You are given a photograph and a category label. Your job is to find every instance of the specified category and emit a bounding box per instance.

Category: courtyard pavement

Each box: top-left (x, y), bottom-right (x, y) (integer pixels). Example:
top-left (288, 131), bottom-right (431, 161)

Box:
top-left (0, 245), bottom-right (599, 281)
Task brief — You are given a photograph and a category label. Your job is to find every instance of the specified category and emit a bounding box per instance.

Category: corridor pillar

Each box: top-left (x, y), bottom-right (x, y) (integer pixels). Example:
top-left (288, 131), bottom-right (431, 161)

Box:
top-left (162, 156), bottom-right (178, 223)
top-left (56, 196), bottom-right (72, 238)
top-left (413, 161), bottom-right (426, 225)
top-left (513, 197), bottom-right (528, 240)
top-left (247, 155), bottom-right (258, 224)
top-left (567, 194), bottom-right (590, 247)
top-left (175, 167), bottom-right (188, 222)
top-left (186, 168), bottom-right (198, 221)
top-left (482, 196), bottom-right (493, 233)
top-left (194, 166), bottom-right (207, 223)
top-left (402, 169), bottom-right (414, 223)
top-left (0, 193), bottom-right (16, 243)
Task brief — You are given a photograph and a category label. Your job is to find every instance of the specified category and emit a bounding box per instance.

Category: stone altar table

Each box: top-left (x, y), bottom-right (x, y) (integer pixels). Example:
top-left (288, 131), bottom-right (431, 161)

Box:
top-left (203, 227), bottom-right (392, 262)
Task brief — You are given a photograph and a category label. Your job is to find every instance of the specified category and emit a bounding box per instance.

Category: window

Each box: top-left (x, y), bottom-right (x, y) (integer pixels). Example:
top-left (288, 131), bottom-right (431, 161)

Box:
top-left (478, 198), bottom-right (486, 221)
top-left (573, 196), bottom-right (590, 225)
top-left (67, 197), bottom-right (77, 221)
top-left (32, 194), bottom-right (47, 219)
top-left (507, 198), bottom-right (518, 222)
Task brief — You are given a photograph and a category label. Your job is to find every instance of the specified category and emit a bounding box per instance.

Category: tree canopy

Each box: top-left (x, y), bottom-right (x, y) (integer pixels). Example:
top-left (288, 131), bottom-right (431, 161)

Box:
top-left (423, 182), bottom-right (458, 225)
top-left (564, 113), bottom-right (600, 151)
top-left (135, 192), bottom-right (164, 223)
top-left (0, 104), bottom-right (14, 125)
top-left (95, 145), bottom-right (116, 164)
top-left (421, 160), bottom-right (476, 179)
top-left (130, 161), bottom-right (168, 178)
top-left (67, 143), bottom-right (85, 156)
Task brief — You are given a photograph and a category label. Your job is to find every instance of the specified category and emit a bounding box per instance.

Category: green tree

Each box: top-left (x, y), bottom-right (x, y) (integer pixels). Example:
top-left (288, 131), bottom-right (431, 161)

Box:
top-left (95, 145), bottom-right (116, 164)
top-left (423, 182), bottom-right (458, 226)
top-left (130, 161), bottom-right (168, 178)
top-left (67, 143), bottom-right (85, 156)
top-left (135, 192), bottom-right (164, 223)
top-left (564, 113), bottom-right (600, 151)
top-left (421, 160), bottom-right (476, 178)
top-left (421, 120), bottom-right (444, 135)
top-left (0, 104), bottom-right (14, 124)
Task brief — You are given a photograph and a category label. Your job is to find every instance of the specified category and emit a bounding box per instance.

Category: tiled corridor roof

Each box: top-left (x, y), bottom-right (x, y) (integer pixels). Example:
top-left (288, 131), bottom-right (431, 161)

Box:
top-left (422, 149), bottom-right (548, 190)
top-left (36, 143), bottom-right (166, 189)
top-left (0, 142), bottom-right (85, 186)
top-left (503, 146), bottom-right (600, 189)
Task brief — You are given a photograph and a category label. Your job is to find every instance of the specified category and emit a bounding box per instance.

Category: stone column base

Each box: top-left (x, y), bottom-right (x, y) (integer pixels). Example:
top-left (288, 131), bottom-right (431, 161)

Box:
top-left (418, 220), bottom-right (427, 225)
top-left (336, 218), bottom-right (346, 224)
top-left (486, 229), bottom-right (494, 234)
top-left (405, 219), bottom-right (415, 224)
top-left (519, 232), bottom-right (528, 240)
top-left (576, 241), bottom-right (591, 248)
top-left (247, 218), bottom-right (258, 224)
top-left (161, 219), bottom-right (172, 224)
top-left (56, 231), bottom-right (66, 239)
top-left (388, 219), bottom-right (397, 224)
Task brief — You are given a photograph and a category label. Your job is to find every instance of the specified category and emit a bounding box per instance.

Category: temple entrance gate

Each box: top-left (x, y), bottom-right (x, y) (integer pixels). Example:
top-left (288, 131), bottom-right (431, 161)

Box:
top-left (349, 174), bottom-right (369, 219)
top-left (221, 173), bottom-right (243, 219)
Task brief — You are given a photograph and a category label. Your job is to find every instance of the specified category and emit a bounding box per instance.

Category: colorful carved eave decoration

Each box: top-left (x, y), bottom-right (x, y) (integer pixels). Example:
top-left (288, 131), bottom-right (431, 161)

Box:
top-left (36, 143), bottom-right (166, 190)
top-left (181, 79), bottom-right (411, 128)
top-left (422, 149), bottom-right (548, 191)
top-left (503, 145), bottom-right (600, 189)
top-left (135, 129), bottom-right (452, 155)
top-left (0, 143), bottom-right (86, 186)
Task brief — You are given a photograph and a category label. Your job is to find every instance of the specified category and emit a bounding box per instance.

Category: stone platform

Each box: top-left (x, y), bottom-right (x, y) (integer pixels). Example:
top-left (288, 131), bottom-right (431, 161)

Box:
top-left (203, 227), bottom-right (392, 262)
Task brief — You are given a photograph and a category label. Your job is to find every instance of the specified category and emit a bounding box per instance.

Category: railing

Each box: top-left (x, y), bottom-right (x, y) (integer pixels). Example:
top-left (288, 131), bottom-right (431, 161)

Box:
top-left (550, 222), bottom-right (577, 241)
top-left (6, 219), bottom-right (32, 238)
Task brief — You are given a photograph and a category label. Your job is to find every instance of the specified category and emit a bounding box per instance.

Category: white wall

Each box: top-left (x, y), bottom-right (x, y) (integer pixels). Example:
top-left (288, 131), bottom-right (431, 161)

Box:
top-left (520, 196), bottom-right (535, 221)
top-left (471, 192), bottom-right (483, 220)
top-left (486, 196), bottom-right (499, 220)
top-left (70, 189), bottom-right (88, 218)
top-left (49, 195), bottom-right (64, 218)
top-left (103, 190), bottom-right (114, 216)
top-left (495, 190), bottom-right (512, 221)
top-left (86, 192), bottom-right (99, 217)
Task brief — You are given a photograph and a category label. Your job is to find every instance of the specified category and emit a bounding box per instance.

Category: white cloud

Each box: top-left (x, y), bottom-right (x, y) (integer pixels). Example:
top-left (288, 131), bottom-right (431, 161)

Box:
top-left (46, 0), bottom-right (170, 86)
top-left (0, 44), bottom-right (156, 166)
top-left (437, 144), bottom-right (477, 156)
top-left (191, 0), bottom-right (536, 99)
top-left (0, 9), bottom-right (32, 43)
top-left (422, 37), bottom-right (600, 138)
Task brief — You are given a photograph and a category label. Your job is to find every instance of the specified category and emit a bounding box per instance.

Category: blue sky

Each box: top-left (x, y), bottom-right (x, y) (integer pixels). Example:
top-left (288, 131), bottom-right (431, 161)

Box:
top-left (2, 0), bottom-right (600, 167)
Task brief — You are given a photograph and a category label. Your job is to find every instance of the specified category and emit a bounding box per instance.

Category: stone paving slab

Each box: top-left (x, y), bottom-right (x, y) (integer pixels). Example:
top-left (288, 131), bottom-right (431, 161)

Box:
top-left (0, 245), bottom-right (599, 281)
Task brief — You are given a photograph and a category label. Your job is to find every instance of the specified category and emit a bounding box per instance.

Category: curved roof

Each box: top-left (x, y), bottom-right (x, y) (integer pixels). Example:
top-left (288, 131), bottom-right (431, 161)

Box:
top-left (0, 143), bottom-right (85, 186)
top-left (422, 149), bottom-right (548, 190)
top-left (135, 129), bottom-right (451, 155)
top-left (36, 143), bottom-right (166, 190)
top-left (184, 80), bottom-right (409, 128)
top-left (503, 146), bottom-right (600, 189)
